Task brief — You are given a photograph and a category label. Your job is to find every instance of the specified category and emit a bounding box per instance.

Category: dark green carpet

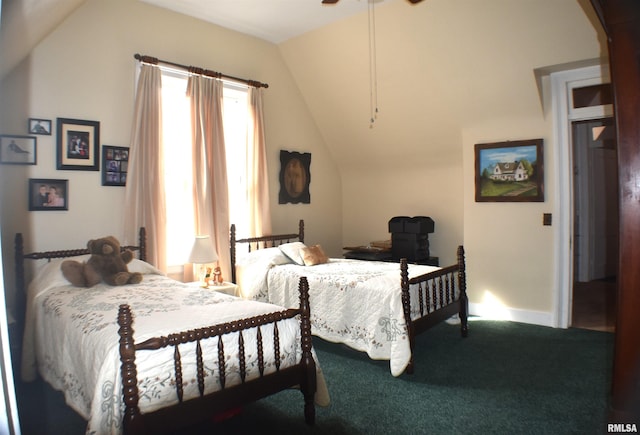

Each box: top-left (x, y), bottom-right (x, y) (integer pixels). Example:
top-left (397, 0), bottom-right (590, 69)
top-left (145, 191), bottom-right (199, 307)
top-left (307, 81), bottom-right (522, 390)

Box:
top-left (18, 320), bottom-right (614, 434)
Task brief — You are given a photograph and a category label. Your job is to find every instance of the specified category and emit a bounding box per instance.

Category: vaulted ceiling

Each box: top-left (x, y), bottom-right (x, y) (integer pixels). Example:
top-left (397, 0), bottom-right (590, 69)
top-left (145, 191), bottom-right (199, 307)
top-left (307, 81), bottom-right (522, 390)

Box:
top-left (0, 0), bottom-right (604, 176)
top-left (0, 0), bottom-right (393, 78)
top-left (0, 0), bottom-right (85, 78)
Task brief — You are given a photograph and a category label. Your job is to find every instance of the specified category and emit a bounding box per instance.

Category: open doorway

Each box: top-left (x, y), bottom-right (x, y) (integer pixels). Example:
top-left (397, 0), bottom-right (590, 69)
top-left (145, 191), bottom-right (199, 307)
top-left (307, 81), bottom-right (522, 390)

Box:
top-left (571, 116), bottom-right (618, 332)
top-left (550, 64), bottom-right (615, 330)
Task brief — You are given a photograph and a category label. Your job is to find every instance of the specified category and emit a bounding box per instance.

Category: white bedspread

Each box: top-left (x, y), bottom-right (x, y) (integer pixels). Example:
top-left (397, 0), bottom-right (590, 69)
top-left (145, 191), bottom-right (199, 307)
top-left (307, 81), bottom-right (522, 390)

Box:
top-left (237, 253), bottom-right (442, 376)
top-left (22, 257), bottom-right (329, 434)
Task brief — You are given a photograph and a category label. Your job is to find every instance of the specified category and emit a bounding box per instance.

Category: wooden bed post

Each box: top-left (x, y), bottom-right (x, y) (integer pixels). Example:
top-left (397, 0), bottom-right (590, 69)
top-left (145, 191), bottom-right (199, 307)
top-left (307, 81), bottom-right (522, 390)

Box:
top-left (297, 276), bottom-right (316, 425)
top-left (229, 221), bottom-right (304, 284)
top-left (138, 227), bottom-right (147, 262)
top-left (298, 219), bottom-right (305, 244)
top-left (230, 224), bottom-right (237, 284)
top-left (457, 246), bottom-right (469, 337)
top-left (399, 258), bottom-right (414, 374)
top-left (14, 233), bottom-right (26, 341)
top-left (118, 304), bottom-right (143, 434)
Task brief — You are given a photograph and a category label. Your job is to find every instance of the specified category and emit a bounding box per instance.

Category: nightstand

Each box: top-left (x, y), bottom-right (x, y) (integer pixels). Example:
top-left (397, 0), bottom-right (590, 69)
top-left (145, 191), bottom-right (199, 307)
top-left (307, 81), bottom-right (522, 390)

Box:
top-left (210, 282), bottom-right (239, 296)
top-left (186, 281), bottom-right (239, 296)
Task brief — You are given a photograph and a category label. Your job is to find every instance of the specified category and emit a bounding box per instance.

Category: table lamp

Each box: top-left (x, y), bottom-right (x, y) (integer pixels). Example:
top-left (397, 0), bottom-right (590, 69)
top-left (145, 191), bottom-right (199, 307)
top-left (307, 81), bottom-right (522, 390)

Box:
top-left (189, 235), bottom-right (218, 288)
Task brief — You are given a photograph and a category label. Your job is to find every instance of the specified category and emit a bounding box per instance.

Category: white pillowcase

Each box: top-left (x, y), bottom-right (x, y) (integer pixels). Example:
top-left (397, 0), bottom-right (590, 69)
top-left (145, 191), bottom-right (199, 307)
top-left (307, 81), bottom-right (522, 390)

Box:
top-left (278, 242), bottom-right (307, 266)
top-left (236, 247), bottom-right (292, 267)
top-left (31, 255), bottom-right (162, 291)
top-left (127, 258), bottom-right (163, 275)
top-left (235, 247), bottom-right (293, 300)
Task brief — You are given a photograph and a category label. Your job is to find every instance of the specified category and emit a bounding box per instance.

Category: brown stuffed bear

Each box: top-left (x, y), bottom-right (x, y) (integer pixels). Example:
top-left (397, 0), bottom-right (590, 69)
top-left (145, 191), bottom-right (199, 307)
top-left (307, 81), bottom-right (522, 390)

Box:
top-left (61, 236), bottom-right (143, 287)
top-left (61, 259), bottom-right (102, 288)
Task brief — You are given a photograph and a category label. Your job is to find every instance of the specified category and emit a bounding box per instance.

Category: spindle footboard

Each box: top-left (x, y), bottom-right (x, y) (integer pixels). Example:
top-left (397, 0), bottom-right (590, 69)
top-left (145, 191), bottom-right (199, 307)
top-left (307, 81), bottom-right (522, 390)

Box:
top-left (230, 220), bottom-right (468, 376)
top-left (118, 276), bottom-right (316, 434)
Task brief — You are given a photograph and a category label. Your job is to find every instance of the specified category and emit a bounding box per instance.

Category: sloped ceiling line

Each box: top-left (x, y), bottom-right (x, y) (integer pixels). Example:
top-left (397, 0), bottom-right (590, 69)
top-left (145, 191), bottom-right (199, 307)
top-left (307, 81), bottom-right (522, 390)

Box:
top-left (0, 0), bottom-right (87, 79)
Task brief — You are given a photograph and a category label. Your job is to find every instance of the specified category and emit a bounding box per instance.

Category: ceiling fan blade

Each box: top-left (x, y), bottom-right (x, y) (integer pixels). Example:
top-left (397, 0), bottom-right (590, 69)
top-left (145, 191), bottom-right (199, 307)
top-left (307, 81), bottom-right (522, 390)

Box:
top-left (322, 0), bottom-right (422, 4)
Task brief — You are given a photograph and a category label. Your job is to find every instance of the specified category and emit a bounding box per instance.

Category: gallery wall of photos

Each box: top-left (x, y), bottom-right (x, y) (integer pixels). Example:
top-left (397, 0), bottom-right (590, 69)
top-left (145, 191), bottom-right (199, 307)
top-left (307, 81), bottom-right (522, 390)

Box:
top-left (0, 117), bottom-right (130, 211)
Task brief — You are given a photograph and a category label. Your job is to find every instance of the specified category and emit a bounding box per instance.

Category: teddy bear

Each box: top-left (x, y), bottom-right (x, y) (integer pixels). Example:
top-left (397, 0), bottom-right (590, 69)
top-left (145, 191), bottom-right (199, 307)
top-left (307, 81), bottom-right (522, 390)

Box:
top-left (61, 236), bottom-right (143, 287)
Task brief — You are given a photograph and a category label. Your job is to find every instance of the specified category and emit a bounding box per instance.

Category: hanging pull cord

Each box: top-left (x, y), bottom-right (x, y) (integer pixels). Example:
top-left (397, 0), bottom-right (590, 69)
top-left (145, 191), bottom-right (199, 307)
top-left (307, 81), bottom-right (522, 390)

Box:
top-left (368, 0), bottom-right (379, 128)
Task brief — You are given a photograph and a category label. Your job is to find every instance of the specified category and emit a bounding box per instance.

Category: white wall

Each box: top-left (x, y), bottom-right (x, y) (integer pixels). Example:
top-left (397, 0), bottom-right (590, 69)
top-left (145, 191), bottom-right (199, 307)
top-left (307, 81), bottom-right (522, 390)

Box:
top-left (0, 0), bottom-right (342, 317)
top-left (280, 0), bottom-right (606, 323)
top-left (0, 0), bottom-right (608, 328)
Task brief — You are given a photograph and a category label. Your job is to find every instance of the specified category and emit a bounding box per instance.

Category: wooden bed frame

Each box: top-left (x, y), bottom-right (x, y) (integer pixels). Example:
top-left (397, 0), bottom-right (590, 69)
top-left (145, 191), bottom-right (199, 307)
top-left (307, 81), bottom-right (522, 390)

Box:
top-left (230, 219), bottom-right (305, 284)
top-left (229, 219), bottom-right (468, 374)
top-left (14, 228), bottom-right (148, 330)
top-left (15, 228), bottom-right (317, 434)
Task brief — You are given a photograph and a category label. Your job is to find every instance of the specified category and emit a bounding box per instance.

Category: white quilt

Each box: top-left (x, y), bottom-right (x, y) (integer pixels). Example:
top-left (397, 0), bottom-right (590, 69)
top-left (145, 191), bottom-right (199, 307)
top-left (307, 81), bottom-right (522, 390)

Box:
top-left (21, 256), bottom-right (329, 434)
top-left (236, 249), bottom-right (446, 376)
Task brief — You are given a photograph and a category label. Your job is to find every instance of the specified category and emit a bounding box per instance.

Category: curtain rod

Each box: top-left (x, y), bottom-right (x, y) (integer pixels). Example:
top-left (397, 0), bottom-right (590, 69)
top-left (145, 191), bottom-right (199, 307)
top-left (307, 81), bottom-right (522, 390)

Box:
top-left (134, 53), bottom-right (269, 89)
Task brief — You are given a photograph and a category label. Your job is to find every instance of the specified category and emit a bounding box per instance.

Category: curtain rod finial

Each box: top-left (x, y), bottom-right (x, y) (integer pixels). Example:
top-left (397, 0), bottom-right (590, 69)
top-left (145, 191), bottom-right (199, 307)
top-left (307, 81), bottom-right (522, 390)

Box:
top-left (134, 53), bottom-right (158, 64)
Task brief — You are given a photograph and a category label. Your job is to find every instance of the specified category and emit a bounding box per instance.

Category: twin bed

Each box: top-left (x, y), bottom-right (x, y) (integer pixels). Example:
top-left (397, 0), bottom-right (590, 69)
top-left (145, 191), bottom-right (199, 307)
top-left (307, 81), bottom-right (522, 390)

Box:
top-left (15, 229), bottom-right (327, 434)
top-left (15, 220), bottom-right (468, 433)
top-left (231, 219), bottom-right (468, 376)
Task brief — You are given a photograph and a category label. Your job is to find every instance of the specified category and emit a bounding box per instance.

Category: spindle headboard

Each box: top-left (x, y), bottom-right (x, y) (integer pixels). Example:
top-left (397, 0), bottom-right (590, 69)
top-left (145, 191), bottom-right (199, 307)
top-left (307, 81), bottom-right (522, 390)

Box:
top-left (229, 220), bottom-right (304, 283)
top-left (13, 227), bottom-right (147, 329)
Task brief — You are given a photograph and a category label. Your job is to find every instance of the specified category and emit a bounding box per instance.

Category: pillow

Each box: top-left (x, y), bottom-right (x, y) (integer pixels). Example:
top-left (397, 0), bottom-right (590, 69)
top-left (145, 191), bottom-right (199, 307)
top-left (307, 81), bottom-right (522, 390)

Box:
top-left (278, 242), bottom-right (307, 266)
top-left (38, 254), bottom-right (90, 281)
top-left (236, 247), bottom-right (292, 267)
top-left (36, 256), bottom-right (160, 290)
top-left (235, 248), bottom-right (293, 300)
top-left (301, 245), bottom-right (329, 266)
top-left (28, 255), bottom-right (92, 300)
top-left (126, 258), bottom-right (163, 275)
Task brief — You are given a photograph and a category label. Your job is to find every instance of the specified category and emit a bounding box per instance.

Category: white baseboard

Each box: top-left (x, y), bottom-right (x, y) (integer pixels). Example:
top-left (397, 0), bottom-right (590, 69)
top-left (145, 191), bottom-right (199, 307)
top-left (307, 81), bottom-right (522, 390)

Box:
top-left (468, 302), bottom-right (557, 328)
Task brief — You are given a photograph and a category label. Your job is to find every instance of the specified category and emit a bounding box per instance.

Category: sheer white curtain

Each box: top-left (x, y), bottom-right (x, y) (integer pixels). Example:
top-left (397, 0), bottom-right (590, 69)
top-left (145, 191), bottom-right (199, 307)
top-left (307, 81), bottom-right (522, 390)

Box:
top-left (124, 63), bottom-right (167, 272)
top-left (247, 87), bottom-right (272, 237)
top-left (187, 73), bottom-right (231, 280)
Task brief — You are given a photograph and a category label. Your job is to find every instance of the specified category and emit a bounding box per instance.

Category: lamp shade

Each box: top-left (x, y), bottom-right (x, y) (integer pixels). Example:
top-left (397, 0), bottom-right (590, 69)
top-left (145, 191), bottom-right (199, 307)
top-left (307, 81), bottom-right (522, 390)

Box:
top-left (189, 235), bottom-right (218, 264)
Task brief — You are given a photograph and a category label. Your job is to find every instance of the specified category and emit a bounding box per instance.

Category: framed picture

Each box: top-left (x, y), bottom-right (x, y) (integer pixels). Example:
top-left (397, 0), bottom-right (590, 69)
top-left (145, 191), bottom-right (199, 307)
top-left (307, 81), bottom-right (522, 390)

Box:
top-left (28, 118), bottom-right (52, 135)
top-left (475, 139), bottom-right (544, 202)
top-left (56, 118), bottom-right (100, 171)
top-left (0, 135), bottom-right (37, 165)
top-left (29, 178), bottom-right (68, 211)
top-left (102, 145), bottom-right (129, 186)
top-left (278, 150), bottom-right (311, 204)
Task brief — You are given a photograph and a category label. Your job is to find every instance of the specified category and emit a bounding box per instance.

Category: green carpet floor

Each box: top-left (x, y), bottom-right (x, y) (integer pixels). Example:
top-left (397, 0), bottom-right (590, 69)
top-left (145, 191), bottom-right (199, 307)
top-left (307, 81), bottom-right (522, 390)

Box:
top-left (18, 319), bottom-right (614, 434)
top-left (188, 319), bottom-right (614, 434)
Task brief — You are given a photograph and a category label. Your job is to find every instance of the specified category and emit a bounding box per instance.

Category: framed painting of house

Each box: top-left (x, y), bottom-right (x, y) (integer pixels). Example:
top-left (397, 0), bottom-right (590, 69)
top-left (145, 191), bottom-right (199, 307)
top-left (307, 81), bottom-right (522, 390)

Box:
top-left (475, 139), bottom-right (544, 202)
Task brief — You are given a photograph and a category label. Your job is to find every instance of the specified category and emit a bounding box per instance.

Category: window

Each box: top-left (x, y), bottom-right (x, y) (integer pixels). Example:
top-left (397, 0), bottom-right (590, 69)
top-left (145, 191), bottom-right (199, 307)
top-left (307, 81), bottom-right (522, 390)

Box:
top-left (222, 83), bottom-right (249, 240)
top-left (159, 68), bottom-right (250, 268)
top-left (572, 83), bottom-right (613, 109)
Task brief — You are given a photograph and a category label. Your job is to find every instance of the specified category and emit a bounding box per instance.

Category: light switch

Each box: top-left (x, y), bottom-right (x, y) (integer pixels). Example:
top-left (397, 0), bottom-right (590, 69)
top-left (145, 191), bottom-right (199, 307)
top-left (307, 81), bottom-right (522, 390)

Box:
top-left (543, 213), bottom-right (552, 226)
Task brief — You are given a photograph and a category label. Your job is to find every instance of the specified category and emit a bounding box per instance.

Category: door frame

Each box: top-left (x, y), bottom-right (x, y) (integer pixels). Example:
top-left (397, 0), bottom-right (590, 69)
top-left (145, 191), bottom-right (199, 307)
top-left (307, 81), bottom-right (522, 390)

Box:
top-left (551, 64), bottom-right (612, 328)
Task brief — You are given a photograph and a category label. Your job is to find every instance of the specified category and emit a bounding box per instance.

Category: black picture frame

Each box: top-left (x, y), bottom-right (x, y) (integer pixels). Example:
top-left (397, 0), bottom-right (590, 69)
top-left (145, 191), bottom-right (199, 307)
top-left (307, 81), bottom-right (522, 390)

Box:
top-left (102, 145), bottom-right (129, 186)
top-left (475, 139), bottom-right (544, 202)
top-left (29, 178), bottom-right (68, 211)
top-left (278, 150), bottom-right (311, 204)
top-left (0, 135), bottom-right (37, 165)
top-left (28, 118), bottom-right (52, 135)
top-left (56, 118), bottom-right (100, 171)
